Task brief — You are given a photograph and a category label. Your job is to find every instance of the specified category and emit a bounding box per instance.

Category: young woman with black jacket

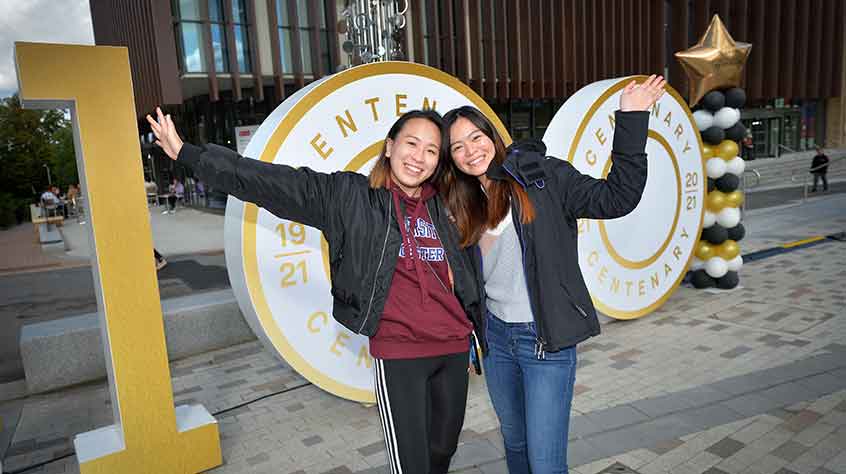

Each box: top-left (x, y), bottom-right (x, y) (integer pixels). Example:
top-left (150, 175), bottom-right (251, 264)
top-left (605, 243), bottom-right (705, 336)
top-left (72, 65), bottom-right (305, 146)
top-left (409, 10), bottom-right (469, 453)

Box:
top-left (440, 75), bottom-right (666, 473)
top-left (147, 107), bottom-right (484, 474)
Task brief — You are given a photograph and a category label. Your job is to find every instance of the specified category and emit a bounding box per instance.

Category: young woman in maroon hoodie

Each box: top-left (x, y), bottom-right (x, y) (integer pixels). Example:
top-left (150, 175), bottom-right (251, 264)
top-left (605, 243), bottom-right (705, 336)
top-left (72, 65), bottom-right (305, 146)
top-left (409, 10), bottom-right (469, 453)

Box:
top-left (147, 107), bottom-right (485, 474)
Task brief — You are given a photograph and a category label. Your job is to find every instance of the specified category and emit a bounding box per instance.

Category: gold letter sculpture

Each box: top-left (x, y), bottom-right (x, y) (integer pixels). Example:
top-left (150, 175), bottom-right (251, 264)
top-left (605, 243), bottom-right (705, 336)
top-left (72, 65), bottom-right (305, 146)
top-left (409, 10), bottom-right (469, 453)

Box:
top-left (15, 42), bottom-right (222, 473)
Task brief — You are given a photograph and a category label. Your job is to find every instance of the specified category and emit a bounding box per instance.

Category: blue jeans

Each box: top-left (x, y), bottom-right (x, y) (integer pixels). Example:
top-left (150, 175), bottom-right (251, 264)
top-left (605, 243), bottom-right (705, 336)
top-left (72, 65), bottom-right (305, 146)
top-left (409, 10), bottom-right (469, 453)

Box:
top-left (483, 312), bottom-right (577, 474)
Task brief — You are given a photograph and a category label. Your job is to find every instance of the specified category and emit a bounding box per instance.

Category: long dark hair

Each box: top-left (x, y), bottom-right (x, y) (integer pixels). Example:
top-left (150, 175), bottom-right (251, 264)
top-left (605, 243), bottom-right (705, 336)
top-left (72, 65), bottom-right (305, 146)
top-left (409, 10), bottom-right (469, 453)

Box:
top-left (441, 106), bottom-right (535, 247)
top-left (369, 109), bottom-right (445, 189)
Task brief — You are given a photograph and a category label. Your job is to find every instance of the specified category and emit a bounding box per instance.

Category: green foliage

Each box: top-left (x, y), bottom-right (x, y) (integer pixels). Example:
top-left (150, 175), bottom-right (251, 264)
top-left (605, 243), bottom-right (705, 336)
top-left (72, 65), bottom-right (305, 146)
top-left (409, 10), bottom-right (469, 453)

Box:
top-left (0, 94), bottom-right (78, 224)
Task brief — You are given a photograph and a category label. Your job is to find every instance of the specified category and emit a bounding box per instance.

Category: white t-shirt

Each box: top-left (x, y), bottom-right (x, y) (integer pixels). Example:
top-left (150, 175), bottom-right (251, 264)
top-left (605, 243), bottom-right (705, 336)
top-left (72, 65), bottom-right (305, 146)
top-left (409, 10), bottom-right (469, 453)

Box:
top-left (40, 191), bottom-right (59, 205)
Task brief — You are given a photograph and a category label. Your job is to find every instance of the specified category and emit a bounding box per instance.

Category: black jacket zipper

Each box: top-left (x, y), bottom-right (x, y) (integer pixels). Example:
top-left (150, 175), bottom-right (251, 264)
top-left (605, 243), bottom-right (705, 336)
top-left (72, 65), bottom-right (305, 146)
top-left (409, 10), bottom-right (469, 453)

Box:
top-left (359, 196), bottom-right (392, 333)
top-left (501, 163), bottom-right (549, 356)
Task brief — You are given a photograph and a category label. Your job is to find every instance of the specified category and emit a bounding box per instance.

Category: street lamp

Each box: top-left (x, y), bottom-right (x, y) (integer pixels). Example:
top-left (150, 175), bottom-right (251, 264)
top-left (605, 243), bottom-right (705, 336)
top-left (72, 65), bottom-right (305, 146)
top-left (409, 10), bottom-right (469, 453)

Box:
top-left (43, 163), bottom-right (52, 186)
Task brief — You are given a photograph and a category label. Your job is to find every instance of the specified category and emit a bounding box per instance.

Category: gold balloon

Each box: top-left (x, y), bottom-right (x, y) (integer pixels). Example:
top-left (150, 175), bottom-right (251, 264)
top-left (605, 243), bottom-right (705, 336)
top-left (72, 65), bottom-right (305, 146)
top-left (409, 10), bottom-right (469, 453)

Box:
top-left (706, 191), bottom-right (727, 211)
top-left (725, 190), bottom-right (744, 207)
top-left (674, 15), bottom-right (752, 107)
top-left (702, 144), bottom-right (715, 160)
top-left (695, 240), bottom-right (715, 260)
top-left (717, 240), bottom-right (740, 260)
top-left (717, 140), bottom-right (739, 160)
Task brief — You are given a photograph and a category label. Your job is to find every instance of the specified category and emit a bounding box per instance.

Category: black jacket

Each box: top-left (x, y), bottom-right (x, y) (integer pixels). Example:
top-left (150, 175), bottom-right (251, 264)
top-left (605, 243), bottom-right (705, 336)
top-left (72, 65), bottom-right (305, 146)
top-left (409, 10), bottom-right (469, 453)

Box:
top-left (484, 110), bottom-right (649, 353)
top-left (178, 144), bottom-right (487, 354)
top-left (811, 153), bottom-right (829, 173)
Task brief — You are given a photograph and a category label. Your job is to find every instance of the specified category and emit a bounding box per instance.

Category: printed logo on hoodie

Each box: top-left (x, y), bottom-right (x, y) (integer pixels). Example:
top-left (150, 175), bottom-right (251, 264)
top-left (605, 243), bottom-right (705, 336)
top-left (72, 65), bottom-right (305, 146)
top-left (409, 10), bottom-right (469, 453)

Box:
top-left (398, 217), bottom-right (445, 262)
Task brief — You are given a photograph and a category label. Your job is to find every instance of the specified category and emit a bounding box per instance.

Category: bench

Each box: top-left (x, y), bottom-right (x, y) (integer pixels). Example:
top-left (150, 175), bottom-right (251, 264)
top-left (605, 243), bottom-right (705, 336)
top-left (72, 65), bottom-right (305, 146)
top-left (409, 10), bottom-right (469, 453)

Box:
top-left (19, 289), bottom-right (256, 394)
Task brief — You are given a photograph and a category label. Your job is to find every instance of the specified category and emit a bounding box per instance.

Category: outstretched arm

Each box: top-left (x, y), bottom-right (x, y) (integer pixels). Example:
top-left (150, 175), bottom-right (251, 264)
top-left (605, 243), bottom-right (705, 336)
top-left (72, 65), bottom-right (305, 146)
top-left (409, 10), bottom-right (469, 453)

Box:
top-left (558, 75), bottom-right (666, 220)
top-left (146, 108), bottom-right (342, 230)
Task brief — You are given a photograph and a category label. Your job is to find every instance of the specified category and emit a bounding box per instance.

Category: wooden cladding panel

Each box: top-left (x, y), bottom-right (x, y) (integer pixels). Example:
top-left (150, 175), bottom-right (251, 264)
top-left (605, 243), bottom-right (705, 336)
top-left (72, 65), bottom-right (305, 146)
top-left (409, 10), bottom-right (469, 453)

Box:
top-left (832, 0), bottom-right (845, 98)
top-left (777, 0), bottom-right (796, 98)
top-left (285, 0), bottom-right (304, 88)
top-left (247, 0), bottom-right (264, 101)
top-left (425, 0), bottom-right (442, 69)
top-left (669, 0), bottom-right (689, 98)
top-left (793, 0), bottom-right (811, 99)
top-left (468, 0), bottom-right (483, 95)
top-left (480, 0), bottom-right (495, 98)
top-left (496, 0), bottom-right (510, 99)
top-left (507, 0), bottom-right (521, 97)
top-left (454, 0), bottom-right (469, 82)
top-left (817, 0), bottom-right (837, 98)
top-left (763, 0), bottom-right (781, 98)
top-left (442, 0), bottom-right (456, 75)
top-left (411, 0), bottom-right (425, 65)
top-left (402, 0), bottom-right (842, 103)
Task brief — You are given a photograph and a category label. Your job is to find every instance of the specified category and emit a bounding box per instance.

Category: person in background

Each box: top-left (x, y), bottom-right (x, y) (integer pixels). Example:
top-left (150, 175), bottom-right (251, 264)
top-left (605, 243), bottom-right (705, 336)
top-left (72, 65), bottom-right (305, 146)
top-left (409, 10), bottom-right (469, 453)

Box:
top-left (810, 146), bottom-right (829, 192)
top-left (175, 178), bottom-right (185, 206)
top-left (40, 186), bottom-right (60, 217)
top-left (164, 178), bottom-right (183, 213)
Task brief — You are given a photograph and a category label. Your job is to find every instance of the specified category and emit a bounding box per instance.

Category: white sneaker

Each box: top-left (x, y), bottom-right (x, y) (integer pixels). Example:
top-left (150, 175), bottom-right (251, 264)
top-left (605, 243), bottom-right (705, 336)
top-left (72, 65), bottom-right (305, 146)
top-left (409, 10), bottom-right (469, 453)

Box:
top-left (162, 210), bottom-right (169, 214)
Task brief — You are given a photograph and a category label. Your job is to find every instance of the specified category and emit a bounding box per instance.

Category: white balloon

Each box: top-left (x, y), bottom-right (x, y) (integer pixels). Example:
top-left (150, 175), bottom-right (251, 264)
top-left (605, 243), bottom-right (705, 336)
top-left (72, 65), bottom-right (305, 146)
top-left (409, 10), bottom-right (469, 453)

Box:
top-left (705, 257), bottom-right (729, 278)
top-left (726, 156), bottom-right (746, 175)
top-left (690, 257), bottom-right (705, 271)
top-left (693, 109), bottom-right (714, 131)
top-left (706, 157), bottom-right (727, 178)
top-left (727, 255), bottom-right (743, 272)
top-left (704, 211), bottom-right (716, 227)
top-left (717, 207), bottom-right (741, 228)
top-left (714, 107), bottom-right (740, 129)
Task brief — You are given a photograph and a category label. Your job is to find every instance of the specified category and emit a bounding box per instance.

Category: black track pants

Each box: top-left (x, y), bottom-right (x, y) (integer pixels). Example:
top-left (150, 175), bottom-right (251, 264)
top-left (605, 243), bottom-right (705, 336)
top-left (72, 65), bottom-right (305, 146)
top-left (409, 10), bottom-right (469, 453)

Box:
top-left (373, 351), bottom-right (470, 474)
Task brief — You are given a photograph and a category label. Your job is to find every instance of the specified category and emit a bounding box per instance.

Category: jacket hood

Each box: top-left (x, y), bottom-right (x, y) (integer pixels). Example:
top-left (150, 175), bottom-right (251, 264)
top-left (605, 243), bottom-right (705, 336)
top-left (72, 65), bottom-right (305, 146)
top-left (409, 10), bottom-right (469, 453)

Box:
top-left (486, 138), bottom-right (549, 188)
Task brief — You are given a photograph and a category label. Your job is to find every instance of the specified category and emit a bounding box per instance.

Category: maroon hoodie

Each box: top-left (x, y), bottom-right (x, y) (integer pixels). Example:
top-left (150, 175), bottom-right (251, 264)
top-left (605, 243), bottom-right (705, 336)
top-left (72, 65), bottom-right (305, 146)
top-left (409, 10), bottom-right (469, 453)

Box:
top-left (369, 183), bottom-right (473, 359)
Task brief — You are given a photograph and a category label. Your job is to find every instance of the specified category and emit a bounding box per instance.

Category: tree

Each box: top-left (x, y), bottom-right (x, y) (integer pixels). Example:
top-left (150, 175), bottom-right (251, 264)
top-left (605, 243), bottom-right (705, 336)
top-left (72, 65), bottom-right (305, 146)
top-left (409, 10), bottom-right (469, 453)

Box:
top-left (0, 94), bottom-right (76, 226)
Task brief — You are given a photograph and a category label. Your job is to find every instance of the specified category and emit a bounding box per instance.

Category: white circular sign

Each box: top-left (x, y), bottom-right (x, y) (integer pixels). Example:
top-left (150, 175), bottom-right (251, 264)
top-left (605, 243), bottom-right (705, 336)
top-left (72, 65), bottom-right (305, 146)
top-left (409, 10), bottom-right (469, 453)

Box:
top-left (543, 77), bottom-right (705, 319)
top-left (224, 62), bottom-right (509, 402)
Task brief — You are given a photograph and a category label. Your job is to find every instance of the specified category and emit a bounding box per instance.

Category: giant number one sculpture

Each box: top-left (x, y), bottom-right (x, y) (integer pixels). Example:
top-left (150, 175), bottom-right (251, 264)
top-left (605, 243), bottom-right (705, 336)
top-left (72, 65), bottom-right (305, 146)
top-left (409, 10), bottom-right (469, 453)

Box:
top-left (15, 43), bottom-right (222, 473)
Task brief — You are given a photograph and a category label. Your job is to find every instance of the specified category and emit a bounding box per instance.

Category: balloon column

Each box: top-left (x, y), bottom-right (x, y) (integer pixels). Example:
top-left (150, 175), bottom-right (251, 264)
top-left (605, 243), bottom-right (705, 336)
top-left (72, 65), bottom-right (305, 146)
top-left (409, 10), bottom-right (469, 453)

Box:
top-left (675, 15), bottom-right (752, 290)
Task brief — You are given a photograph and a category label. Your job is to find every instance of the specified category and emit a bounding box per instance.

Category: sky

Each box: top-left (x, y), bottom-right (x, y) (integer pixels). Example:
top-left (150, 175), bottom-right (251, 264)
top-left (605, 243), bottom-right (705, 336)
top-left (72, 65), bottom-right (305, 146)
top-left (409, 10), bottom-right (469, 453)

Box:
top-left (0, 0), bottom-right (95, 98)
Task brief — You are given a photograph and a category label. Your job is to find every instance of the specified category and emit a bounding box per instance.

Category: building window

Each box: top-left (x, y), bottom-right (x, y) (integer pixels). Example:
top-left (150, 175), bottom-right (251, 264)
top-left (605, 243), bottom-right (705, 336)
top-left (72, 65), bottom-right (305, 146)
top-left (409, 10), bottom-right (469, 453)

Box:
top-left (174, 0), bottom-right (207, 73)
top-left (208, 0), bottom-right (229, 73)
top-left (275, 0), bottom-right (332, 76)
top-left (231, 0), bottom-right (252, 73)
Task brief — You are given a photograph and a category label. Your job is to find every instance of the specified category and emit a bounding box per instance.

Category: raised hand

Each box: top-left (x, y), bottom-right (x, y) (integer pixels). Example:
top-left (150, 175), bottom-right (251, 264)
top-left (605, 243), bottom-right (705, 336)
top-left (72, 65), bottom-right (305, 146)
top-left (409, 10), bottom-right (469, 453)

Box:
top-left (620, 75), bottom-right (666, 112)
top-left (145, 107), bottom-right (183, 161)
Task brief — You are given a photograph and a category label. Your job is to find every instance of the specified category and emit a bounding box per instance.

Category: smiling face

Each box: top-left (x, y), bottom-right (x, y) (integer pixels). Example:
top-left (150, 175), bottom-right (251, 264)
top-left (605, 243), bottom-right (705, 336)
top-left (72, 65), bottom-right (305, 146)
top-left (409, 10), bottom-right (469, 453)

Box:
top-left (448, 117), bottom-right (497, 178)
top-left (385, 117), bottom-right (442, 196)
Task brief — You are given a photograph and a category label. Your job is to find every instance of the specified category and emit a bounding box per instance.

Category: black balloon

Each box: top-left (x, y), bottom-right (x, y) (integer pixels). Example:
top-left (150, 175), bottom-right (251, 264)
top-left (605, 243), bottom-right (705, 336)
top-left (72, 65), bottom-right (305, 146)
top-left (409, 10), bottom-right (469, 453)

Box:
top-left (725, 121), bottom-right (747, 142)
top-left (724, 87), bottom-right (746, 109)
top-left (717, 271), bottom-right (740, 289)
top-left (701, 90), bottom-right (726, 111)
top-left (727, 223), bottom-right (746, 241)
top-left (702, 126), bottom-right (726, 145)
top-left (691, 270), bottom-right (716, 288)
top-left (702, 224), bottom-right (729, 244)
top-left (715, 174), bottom-right (740, 192)
top-left (707, 178), bottom-right (716, 192)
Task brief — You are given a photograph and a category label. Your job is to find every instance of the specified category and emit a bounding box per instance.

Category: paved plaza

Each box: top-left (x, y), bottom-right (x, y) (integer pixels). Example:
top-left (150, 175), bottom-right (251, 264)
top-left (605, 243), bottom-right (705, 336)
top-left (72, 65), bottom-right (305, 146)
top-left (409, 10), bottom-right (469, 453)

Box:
top-left (1, 192), bottom-right (845, 474)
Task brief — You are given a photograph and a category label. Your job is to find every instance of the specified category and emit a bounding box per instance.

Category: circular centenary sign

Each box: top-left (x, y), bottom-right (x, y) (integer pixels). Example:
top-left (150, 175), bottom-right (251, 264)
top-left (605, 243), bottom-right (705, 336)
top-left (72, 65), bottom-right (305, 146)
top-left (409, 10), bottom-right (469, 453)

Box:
top-left (224, 62), bottom-right (509, 403)
top-left (542, 77), bottom-right (705, 320)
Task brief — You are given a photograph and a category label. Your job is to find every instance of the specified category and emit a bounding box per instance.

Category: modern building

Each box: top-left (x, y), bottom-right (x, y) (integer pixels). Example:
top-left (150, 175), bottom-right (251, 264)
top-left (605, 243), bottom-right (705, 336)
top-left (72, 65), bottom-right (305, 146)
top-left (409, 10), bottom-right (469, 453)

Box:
top-left (90, 0), bottom-right (845, 189)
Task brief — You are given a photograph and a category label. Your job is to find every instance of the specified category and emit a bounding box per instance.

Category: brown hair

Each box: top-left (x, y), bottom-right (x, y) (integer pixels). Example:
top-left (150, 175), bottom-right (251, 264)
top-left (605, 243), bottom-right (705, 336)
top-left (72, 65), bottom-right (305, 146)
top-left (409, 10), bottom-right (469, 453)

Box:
top-left (441, 106), bottom-right (535, 247)
top-left (368, 109), bottom-right (446, 189)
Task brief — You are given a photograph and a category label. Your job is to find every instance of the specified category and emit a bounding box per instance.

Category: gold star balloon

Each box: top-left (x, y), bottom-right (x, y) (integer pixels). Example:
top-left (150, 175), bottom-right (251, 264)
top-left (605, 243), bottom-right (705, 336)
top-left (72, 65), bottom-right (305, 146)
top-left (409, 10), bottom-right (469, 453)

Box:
top-left (675, 15), bottom-right (752, 106)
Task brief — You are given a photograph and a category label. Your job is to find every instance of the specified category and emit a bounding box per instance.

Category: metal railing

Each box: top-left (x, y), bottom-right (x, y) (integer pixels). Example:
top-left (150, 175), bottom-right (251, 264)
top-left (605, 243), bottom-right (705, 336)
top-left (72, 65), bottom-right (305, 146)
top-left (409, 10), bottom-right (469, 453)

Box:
top-left (741, 169), bottom-right (761, 214)
top-left (775, 144), bottom-right (798, 159)
top-left (790, 155), bottom-right (845, 202)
